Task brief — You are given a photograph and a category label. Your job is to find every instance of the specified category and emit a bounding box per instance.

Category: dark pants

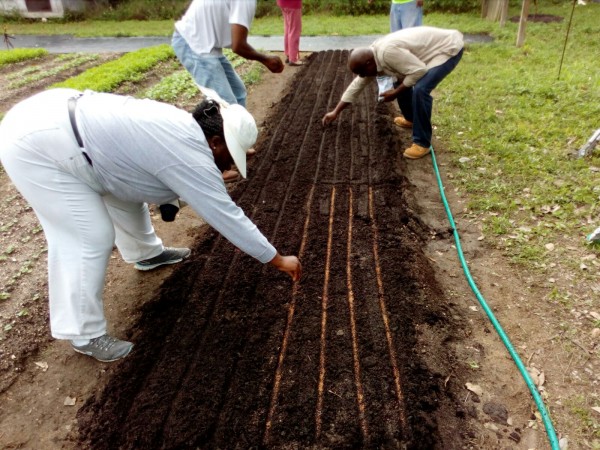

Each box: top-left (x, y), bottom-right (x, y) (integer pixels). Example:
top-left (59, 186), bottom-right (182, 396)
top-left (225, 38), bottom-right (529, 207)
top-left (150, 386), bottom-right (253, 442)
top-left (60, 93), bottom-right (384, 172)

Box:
top-left (396, 48), bottom-right (463, 148)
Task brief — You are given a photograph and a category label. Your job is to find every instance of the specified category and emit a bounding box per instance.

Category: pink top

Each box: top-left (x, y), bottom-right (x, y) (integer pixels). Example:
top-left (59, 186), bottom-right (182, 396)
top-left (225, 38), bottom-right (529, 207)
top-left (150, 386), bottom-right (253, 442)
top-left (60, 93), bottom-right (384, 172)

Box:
top-left (277, 0), bottom-right (302, 9)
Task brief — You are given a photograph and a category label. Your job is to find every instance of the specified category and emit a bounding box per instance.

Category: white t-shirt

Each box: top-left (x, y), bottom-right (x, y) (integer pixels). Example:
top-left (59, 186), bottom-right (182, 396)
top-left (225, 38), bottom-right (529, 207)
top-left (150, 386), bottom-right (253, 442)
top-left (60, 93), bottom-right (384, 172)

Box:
top-left (175, 0), bottom-right (256, 55)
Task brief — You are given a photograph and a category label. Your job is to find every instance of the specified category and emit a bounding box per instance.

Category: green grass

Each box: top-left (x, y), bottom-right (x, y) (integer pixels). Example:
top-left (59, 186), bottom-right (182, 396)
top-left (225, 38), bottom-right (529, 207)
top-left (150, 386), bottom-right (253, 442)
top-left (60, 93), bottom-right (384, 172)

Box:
top-left (7, 53), bottom-right (98, 88)
top-left (0, 3), bottom-right (584, 39)
top-left (434, 2), bottom-right (600, 266)
top-left (1, 20), bottom-right (174, 37)
top-left (0, 13), bottom-right (495, 37)
top-left (52, 44), bottom-right (174, 91)
top-left (0, 48), bottom-right (47, 67)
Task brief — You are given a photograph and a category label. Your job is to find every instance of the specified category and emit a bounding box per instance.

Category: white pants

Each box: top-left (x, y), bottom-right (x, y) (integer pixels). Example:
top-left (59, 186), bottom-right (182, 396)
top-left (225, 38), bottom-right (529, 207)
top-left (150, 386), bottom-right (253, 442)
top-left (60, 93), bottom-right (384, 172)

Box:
top-left (0, 89), bottom-right (163, 340)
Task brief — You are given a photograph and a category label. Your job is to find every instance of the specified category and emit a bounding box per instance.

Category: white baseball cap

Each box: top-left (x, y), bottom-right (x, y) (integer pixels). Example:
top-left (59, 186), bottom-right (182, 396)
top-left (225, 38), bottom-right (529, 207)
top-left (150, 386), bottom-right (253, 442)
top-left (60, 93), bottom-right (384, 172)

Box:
top-left (197, 85), bottom-right (257, 178)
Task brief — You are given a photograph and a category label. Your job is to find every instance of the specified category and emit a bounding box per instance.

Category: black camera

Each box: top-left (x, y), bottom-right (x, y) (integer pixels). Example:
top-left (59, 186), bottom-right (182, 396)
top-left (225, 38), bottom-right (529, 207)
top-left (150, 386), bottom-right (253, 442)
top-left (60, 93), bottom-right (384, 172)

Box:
top-left (159, 200), bottom-right (180, 222)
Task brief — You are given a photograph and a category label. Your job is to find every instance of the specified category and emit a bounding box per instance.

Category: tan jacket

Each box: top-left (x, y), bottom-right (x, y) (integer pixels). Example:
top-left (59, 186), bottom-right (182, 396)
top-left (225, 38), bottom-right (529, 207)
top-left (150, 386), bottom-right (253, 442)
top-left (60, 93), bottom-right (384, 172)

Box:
top-left (341, 26), bottom-right (463, 103)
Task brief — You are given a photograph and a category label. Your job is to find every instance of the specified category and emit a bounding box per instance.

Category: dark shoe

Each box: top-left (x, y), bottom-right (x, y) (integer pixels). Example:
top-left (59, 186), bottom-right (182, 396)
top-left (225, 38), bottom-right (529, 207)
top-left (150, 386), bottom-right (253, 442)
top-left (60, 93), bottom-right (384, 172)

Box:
top-left (71, 334), bottom-right (133, 362)
top-left (285, 57), bottom-right (290, 64)
top-left (288, 61), bottom-right (304, 66)
top-left (134, 247), bottom-right (191, 271)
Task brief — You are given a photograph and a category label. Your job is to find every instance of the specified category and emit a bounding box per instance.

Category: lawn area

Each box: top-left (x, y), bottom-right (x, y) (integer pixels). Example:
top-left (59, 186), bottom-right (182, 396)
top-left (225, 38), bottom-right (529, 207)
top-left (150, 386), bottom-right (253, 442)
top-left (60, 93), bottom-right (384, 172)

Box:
top-left (0, 11), bottom-right (507, 37)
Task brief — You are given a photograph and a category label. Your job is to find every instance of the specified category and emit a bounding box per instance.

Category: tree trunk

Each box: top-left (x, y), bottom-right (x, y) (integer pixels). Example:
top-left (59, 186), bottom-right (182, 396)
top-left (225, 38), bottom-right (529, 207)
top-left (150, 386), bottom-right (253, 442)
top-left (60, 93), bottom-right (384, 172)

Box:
top-left (499, 0), bottom-right (509, 27)
top-left (482, 0), bottom-right (509, 21)
top-left (516, 0), bottom-right (531, 47)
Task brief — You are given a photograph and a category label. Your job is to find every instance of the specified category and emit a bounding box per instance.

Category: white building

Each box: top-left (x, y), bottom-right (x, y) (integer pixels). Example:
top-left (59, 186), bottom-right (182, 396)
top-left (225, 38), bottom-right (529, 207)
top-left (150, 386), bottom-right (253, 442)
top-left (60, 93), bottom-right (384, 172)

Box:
top-left (0, 0), bottom-right (89, 18)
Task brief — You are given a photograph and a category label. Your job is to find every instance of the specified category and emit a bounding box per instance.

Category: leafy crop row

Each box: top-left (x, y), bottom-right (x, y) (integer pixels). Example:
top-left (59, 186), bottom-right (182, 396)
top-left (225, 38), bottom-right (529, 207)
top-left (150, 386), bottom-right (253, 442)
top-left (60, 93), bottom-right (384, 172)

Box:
top-left (52, 44), bottom-right (174, 92)
top-left (8, 53), bottom-right (99, 89)
top-left (142, 69), bottom-right (197, 103)
top-left (0, 48), bottom-right (47, 67)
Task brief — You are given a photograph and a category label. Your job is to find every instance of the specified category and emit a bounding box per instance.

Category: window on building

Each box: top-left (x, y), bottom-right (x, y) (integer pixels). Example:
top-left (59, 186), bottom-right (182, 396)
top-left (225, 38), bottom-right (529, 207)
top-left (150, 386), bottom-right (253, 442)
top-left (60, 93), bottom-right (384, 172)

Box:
top-left (25, 0), bottom-right (52, 12)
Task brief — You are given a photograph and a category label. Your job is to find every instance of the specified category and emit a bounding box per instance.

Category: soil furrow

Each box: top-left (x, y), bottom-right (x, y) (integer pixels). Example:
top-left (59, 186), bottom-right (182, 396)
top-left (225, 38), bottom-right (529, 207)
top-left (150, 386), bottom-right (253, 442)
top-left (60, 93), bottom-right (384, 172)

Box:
top-left (76, 51), bottom-right (474, 449)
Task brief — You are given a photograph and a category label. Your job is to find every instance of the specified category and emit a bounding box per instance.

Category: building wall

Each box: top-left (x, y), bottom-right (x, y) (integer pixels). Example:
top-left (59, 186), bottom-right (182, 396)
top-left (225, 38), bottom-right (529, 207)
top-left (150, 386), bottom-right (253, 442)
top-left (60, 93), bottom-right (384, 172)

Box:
top-left (0, 0), bottom-right (88, 18)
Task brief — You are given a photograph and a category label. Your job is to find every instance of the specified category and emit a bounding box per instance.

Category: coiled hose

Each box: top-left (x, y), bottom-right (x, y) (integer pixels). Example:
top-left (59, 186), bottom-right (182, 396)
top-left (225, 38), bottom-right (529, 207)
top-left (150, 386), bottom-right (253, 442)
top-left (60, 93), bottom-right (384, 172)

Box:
top-left (429, 146), bottom-right (560, 449)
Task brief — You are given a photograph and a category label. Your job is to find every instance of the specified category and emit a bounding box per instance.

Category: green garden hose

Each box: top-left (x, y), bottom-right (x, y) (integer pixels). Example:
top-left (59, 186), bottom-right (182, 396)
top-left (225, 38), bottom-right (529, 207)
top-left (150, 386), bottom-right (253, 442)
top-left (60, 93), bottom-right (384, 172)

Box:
top-left (429, 146), bottom-right (560, 449)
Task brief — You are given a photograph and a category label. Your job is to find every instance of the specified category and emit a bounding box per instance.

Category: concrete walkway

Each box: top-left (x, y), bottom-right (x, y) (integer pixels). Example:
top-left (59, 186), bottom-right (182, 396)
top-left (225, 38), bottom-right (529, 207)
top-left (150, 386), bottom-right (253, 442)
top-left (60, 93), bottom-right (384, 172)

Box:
top-left (9, 34), bottom-right (491, 54)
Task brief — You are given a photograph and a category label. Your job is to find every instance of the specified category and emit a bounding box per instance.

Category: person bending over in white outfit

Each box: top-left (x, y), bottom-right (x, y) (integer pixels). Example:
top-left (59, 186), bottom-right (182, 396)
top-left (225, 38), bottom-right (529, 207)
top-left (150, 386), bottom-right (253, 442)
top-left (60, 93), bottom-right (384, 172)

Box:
top-left (0, 88), bottom-right (302, 363)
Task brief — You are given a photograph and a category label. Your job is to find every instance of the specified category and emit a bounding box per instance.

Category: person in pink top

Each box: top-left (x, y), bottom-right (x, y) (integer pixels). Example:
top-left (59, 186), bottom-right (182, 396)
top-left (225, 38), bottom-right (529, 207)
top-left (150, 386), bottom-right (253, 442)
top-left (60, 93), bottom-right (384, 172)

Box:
top-left (277, 0), bottom-right (303, 66)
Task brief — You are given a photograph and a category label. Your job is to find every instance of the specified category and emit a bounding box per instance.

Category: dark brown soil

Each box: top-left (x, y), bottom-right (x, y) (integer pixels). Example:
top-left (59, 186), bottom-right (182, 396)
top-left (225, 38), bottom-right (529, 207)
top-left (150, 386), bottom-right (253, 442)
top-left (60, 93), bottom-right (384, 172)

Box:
top-left (509, 14), bottom-right (563, 23)
top-left (74, 51), bottom-right (475, 449)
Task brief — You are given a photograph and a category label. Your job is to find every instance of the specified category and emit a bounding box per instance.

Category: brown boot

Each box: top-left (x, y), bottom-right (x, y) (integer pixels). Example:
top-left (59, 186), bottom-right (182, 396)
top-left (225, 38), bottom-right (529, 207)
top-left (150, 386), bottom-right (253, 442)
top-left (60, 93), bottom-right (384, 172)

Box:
top-left (394, 117), bottom-right (413, 129)
top-left (403, 143), bottom-right (430, 159)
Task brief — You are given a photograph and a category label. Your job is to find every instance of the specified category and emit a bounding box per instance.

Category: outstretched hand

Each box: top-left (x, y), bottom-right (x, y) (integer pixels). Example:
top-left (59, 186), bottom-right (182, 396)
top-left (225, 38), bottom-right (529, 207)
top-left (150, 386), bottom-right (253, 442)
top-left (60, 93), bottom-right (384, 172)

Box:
top-left (322, 111), bottom-right (337, 126)
top-left (264, 55), bottom-right (285, 73)
top-left (270, 253), bottom-right (302, 282)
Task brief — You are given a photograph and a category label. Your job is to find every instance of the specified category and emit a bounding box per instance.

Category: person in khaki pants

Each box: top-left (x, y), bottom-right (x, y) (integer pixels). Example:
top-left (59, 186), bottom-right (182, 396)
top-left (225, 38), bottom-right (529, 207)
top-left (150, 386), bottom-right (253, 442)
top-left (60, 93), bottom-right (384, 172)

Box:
top-left (322, 26), bottom-right (463, 160)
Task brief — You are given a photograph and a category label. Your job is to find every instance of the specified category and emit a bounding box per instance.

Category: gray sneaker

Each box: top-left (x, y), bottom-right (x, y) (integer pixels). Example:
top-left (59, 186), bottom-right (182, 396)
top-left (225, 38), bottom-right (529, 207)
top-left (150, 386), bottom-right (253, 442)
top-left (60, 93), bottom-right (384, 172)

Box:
top-left (134, 247), bottom-right (191, 271)
top-left (71, 334), bottom-right (133, 362)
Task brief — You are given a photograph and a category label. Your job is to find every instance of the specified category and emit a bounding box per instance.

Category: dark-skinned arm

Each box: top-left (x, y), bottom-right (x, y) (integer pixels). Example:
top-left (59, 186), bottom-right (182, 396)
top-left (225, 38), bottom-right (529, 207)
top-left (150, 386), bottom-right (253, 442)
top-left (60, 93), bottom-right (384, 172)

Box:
top-left (322, 100), bottom-right (351, 126)
top-left (231, 24), bottom-right (284, 73)
top-left (380, 83), bottom-right (410, 102)
top-left (269, 252), bottom-right (302, 281)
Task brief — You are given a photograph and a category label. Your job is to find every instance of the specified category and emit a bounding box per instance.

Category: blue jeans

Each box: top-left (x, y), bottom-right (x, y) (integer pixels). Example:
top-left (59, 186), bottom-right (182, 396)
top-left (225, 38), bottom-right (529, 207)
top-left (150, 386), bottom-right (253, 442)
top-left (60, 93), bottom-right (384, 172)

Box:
top-left (171, 31), bottom-right (247, 107)
top-left (396, 49), bottom-right (463, 148)
top-left (390, 1), bottom-right (423, 32)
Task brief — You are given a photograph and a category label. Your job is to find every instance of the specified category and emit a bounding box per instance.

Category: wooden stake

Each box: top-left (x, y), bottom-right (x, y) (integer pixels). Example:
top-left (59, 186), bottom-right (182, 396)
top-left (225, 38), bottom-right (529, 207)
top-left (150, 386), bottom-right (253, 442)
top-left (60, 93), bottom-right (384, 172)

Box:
top-left (516, 0), bottom-right (531, 47)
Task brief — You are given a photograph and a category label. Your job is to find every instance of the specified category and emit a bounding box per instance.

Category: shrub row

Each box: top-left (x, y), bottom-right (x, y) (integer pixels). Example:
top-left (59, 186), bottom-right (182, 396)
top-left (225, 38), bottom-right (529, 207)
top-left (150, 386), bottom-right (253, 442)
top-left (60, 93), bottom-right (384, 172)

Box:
top-left (52, 44), bottom-right (173, 91)
top-left (0, 48), bottom-right (47, 67)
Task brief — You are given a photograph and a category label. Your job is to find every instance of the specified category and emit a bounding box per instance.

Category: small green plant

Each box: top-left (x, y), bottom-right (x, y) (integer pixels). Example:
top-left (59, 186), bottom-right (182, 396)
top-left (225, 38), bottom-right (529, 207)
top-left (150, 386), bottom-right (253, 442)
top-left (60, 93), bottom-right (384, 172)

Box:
top-left (0, 218), bottom-right (18, 233)
top-left (0, 292), bottom-right (10, 301)
top-left (52, 45), bottom-right (174, 92)
top-left (567, 396), bottom-right (600, 439)
top-left (0, 48), bottom-right (47, 67)
top-left (19, 261), bottom-right (33, 275)
top-left (142, 69), bottom-right (197, 102)
top-left (241, 62), bottom-right (265, 87)
top-left (2, 244), bottom-right (15, 253)
top-left (8, 53), bottom-right (99, 89)
top-left (468, 360), bottom-right (479, 370)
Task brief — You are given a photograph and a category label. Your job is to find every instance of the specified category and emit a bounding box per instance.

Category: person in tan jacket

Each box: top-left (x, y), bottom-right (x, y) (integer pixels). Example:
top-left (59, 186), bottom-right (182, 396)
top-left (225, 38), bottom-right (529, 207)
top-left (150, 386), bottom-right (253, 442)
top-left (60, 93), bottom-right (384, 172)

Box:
top-left (322, 26), bottom-right (464, 159)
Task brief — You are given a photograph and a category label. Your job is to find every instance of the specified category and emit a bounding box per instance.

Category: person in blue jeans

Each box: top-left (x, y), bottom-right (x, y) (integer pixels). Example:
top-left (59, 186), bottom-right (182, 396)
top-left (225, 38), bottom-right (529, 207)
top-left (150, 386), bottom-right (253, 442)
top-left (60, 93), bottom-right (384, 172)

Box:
top-left (172, 0), bottom-right (284, 181)
top-left (322, 27), bottom-right (464, 160)
top-left (369, 0), bottom-right (424, 31)
top-left (370, 0), bottom-right (424, 124)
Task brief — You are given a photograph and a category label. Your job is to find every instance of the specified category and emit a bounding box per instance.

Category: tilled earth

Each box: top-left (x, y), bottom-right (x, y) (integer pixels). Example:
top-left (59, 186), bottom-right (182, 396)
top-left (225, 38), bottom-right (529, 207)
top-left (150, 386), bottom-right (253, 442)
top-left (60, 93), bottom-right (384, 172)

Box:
top-left (75, 51), bottom-right (472, 449)
top-left (0, 50), bottom-right (563, 450)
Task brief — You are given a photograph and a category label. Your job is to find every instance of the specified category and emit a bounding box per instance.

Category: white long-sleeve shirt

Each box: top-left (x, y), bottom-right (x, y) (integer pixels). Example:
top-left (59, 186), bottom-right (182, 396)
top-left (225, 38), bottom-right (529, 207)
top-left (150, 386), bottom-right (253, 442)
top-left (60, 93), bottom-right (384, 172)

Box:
top-left (341, 26), bottom-right (464, 104)
top-left (75, 90), bottom-right (276, 264)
